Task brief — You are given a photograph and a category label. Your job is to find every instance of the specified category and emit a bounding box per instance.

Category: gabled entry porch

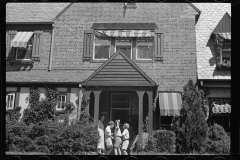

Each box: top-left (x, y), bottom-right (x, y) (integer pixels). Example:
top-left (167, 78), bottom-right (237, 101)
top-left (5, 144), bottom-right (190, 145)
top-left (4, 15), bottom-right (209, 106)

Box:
top-left (80, 50), bottom-right (157, 145)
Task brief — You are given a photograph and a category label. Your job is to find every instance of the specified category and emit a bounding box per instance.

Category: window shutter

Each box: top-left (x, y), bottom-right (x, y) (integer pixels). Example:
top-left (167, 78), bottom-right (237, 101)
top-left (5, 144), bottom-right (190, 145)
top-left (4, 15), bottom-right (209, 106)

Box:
top-left (6, 30), bottom-right (17, 60)
top-left (66, 93), bottom-right (71, 104)
top-left (32, 31), bottom-right (43, 61)
top-left (15, 93), bottom-right (20, 109)
top-left (83, 30), bottom-right (94, 60)
top-left (154, 29), bottom-right (164, 61)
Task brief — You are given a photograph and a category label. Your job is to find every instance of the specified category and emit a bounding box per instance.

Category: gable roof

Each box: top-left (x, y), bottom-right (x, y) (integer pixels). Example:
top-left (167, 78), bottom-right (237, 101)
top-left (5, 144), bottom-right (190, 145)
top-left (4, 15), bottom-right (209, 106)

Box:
top-left (6, 3), bottom-right (71, 22)
top-left (213, 12), bottom-right (231, 33)
top-left (82, 50), bottom-right (156, 86)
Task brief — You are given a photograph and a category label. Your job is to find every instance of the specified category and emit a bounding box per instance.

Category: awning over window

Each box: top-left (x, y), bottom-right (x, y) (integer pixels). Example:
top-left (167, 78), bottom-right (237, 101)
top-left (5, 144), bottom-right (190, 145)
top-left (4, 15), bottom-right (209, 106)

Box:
top-left (11, 32), bottom-right (34, 48)
top-left (217, 32), bottom-right (231, 40)
top-left (212, 103), bottom-right (231, 114)
top-left (95, 30), bottom-right (154, 38)
top-left (159, 92), bottom-right (182, 116)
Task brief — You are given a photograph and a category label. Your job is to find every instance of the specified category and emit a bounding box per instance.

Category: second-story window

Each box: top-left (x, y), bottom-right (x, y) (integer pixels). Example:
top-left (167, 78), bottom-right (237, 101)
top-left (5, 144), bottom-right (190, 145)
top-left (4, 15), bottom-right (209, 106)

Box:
top-left (115, 37), bottom-right (132, 59)
top-left (93, 36), bottom-right (111, 60)
top-left (16, 35), bottom-right (34, 60)
top-left (136, 37), bottom-right (153, 60)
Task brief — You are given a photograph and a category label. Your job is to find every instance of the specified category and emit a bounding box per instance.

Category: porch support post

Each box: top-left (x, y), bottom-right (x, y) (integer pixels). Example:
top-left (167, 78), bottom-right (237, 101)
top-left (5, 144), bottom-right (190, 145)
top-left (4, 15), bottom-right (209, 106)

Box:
top-left (137, 91), bottom-right (144, 145)
top-left (77, 86), bottom-right (83, 120)
top-left (146, 91), bottom-right (153, 136)
top-left (93, 90), bottom-right (101, 125)
top-left (84, 90), bottom-right (91, 115)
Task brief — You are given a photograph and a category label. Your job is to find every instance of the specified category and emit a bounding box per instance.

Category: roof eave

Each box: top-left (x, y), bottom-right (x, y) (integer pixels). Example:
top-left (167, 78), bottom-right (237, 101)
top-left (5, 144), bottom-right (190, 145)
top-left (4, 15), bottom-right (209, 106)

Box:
top-left (6, 22), bottom-right (54, 25)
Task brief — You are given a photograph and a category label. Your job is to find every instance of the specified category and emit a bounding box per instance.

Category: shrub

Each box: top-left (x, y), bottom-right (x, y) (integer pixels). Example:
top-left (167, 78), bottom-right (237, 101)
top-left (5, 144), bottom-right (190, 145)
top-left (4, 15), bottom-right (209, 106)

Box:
top-left (145, 130), bottom-right (176, 153)
top-left (37, 145), bottom-right (50, 154)
top-left (172, 80), bottom-right (208, 154)
top-left (205, 123), bottom-right (230, 154)
top-left (6, 106), bottom-right (22, 122)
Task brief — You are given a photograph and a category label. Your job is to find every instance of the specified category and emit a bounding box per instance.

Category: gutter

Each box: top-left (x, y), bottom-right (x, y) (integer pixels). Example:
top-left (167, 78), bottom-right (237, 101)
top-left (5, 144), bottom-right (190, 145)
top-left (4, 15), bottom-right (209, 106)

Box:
top-left (6, 81), bottom-right (83, 84)
top-left (48, 23), bottom-right (55, 71)
top-left (6, 22), bottom-right (54, 25)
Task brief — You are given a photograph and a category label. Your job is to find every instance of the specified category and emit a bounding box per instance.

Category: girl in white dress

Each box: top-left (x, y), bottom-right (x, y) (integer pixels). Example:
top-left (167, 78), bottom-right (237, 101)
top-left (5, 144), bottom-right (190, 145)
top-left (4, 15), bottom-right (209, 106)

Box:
top-left (121, 123), bottom-right (130, 155)
top-left (97, 115), bottom-right (105, 155)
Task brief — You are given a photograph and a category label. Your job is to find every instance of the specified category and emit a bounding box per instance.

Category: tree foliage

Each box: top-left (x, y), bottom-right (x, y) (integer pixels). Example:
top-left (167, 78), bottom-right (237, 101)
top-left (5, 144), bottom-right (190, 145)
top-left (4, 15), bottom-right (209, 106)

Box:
top-left (172, 80), bottom-right (208, 153)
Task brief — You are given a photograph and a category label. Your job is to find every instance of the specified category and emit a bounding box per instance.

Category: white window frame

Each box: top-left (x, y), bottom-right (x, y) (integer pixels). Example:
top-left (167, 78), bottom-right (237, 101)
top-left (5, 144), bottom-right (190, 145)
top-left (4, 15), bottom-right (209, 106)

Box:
top-left (6, 93), bottom-right (15, 110)
top-left (115, 37), bottom-right (132, 59)
top-left (56, 95), bottom-right (67, 111)
top-left (93, 35), bottom-right (111, 60)
top-left (15, 35), bottom-right (34, 60)
top-left (136, 37), bottom-right (153, 60)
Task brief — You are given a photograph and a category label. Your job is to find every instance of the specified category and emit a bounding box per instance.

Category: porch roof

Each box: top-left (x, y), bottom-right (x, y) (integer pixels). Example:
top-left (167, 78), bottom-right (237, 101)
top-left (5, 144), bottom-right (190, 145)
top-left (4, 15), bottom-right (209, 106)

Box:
top-left (82, 50), bottom-right (156, 87)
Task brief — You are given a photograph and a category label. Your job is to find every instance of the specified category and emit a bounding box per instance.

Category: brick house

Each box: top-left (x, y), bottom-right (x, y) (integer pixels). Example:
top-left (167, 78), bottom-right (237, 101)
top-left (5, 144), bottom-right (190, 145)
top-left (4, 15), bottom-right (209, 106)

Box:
top-left (194, 3), bottom-right (231, 135)
top-left (6, 3), bottom-right (200, 145)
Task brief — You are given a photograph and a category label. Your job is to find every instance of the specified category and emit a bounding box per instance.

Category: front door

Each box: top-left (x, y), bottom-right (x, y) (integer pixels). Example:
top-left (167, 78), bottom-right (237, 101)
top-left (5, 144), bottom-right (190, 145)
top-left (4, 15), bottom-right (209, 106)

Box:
top-left (110, 93), bottom-right (130, 125)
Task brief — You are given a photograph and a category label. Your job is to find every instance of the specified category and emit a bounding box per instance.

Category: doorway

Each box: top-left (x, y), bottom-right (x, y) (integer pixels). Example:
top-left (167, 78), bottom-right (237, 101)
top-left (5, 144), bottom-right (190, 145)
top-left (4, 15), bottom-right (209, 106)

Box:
top-left (110, 93), bottom-right (130, 125)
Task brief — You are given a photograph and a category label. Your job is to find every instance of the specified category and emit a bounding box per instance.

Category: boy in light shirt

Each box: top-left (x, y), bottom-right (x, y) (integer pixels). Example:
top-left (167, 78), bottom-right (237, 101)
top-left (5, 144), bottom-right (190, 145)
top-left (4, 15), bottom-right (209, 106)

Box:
top-left (121, 123), bottom-right (130, 155)
top-left (114, 119), bottom-right (122, 155)
top-left (105, 121), bottom-right (115, 155)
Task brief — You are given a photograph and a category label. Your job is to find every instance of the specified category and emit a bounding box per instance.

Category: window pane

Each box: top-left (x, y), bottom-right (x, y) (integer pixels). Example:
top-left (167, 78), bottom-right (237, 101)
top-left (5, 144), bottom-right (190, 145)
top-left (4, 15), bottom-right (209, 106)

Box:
top-left (137, 46), bottom-right (153, 59)
top-left (112, 102), bottom-right (130, 108)
top-left (17, 46), bottom-right (32, 59)
top-left (160, 116), bottom-right (173, 124)
top-left (116, 37), bottom-right (132, 44)
top-left (137, 37), bottom-right (153, 44)
top-left (94, 37), bottom-right (110, 45)
top-left (95, 46), bottom-right (110, 59)
top-left (116, 45), bottom-right (131, 59)
top-left (61, 96), bottom-right (66, 102)
top-left (112, 93), bottom-right (130, 101)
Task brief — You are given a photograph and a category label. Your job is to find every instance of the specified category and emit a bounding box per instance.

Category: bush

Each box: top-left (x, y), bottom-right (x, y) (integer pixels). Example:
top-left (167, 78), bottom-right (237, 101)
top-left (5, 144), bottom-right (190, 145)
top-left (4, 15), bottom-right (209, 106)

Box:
top-left (37, 145), bottom-right (50, 154)
top-left (145, 130), bottom-right (176, 153)
top-left (172, 80), bottom-right (208, 154)
top-left (205, 124), bottom-right (230, 154)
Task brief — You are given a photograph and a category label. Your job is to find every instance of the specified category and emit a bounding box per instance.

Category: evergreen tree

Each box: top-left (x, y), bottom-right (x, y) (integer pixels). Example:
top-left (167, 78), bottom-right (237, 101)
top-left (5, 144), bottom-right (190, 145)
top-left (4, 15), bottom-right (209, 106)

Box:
top-left (172, 80), bottom-right (208, 153)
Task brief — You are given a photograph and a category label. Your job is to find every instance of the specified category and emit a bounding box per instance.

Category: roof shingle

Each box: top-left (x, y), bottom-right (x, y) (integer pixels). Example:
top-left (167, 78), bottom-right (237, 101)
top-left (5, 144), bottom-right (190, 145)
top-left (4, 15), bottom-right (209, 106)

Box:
top-left (6, 3), bottom-right (70, 22)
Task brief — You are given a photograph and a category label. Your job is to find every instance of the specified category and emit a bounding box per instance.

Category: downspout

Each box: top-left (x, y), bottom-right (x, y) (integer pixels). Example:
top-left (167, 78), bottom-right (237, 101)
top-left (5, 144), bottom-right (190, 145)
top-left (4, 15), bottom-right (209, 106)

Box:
top-left (48, 23), bottom-right (55, 71)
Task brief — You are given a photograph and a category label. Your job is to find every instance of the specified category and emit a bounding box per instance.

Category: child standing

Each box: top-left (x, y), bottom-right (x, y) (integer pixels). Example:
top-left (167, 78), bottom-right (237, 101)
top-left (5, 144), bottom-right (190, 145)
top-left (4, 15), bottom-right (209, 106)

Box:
top-left (105, 121), bottom-right (115, 155)
top-left (121, 123), bottom-right (130, 155)
top-left (114, 119), bottom-right (122, 155)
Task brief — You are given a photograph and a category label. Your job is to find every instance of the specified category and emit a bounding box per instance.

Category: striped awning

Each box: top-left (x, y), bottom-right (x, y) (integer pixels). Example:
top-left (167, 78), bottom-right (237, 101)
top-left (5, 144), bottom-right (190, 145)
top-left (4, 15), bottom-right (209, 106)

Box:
top-left (212, 103), bottom-right (231, 114)
top-left (11, 32), bottom-right (34, 48)
top-left (217, 32), bottom-right (231, 40)
top-left (95, 30), bottom-right (154, 38)
top-left (159, 92), bottom-right (182, 116)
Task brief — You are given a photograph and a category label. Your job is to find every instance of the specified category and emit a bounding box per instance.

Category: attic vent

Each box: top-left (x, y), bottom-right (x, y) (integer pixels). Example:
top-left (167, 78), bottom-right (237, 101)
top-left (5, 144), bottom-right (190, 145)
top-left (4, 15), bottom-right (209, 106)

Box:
top-left (125, 2), bottom-right (137, 9)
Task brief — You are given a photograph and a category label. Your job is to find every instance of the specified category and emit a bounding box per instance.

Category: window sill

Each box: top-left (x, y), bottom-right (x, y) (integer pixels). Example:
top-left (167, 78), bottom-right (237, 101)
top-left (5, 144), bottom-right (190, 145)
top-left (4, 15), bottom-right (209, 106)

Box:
top-left (133, 60), bottom-right (153, 63)
top-left (9, 59), bottom-right (34, 66)
top-left (90, 59), bottom-right (107, 63)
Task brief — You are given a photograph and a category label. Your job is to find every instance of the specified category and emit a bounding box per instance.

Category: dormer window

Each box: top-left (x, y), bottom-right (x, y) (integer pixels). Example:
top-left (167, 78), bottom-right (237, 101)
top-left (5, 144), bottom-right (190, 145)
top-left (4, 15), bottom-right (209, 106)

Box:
top-left (215, 32), bottom-right (231, 69)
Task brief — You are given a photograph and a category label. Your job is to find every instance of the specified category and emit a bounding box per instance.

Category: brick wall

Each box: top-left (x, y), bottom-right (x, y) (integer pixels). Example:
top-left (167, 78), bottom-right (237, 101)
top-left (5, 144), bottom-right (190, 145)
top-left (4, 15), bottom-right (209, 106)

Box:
top-left (51, 3), bottom-right (197, 92)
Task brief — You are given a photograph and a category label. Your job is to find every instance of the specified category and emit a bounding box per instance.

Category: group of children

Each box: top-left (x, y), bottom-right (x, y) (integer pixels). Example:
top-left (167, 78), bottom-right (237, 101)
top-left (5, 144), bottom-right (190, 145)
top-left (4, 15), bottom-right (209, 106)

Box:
top-left (97, 115), bottom-right (130, 155)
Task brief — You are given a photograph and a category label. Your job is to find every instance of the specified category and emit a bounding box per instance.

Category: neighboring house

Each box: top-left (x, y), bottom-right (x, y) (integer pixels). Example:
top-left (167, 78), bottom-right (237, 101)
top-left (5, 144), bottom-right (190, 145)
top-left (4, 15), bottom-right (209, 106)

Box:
top-left (6, 3), bottom-right (200, 145)
top-left (194, 3), bottom-right (231, 135)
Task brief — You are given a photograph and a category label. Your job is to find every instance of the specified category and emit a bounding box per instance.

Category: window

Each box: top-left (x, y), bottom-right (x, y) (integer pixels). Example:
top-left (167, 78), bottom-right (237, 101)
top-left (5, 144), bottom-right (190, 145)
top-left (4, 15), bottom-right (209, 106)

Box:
top-left (136, 37), bottom-right (153, 60)
top-left (159, 116), bottom-right (173, 130)
top-left (83, 28), bottom-right (164, 61)
top-left (93, 36), bottom-right (111, 60)
top-left (15, 36), bottom-right (34, 60)
top-left (222, 39), bottom-right (231, 50)
top-left (208, 98), bottom-right (231, 133)
top-left (56, 95), bottom-right (67, 110)
top-left (115, 37), bottom-right (132, 59)
top-left (6, 30), bottom-right (42, 62)
top-left (6, 93), bottom-right (15, 110)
